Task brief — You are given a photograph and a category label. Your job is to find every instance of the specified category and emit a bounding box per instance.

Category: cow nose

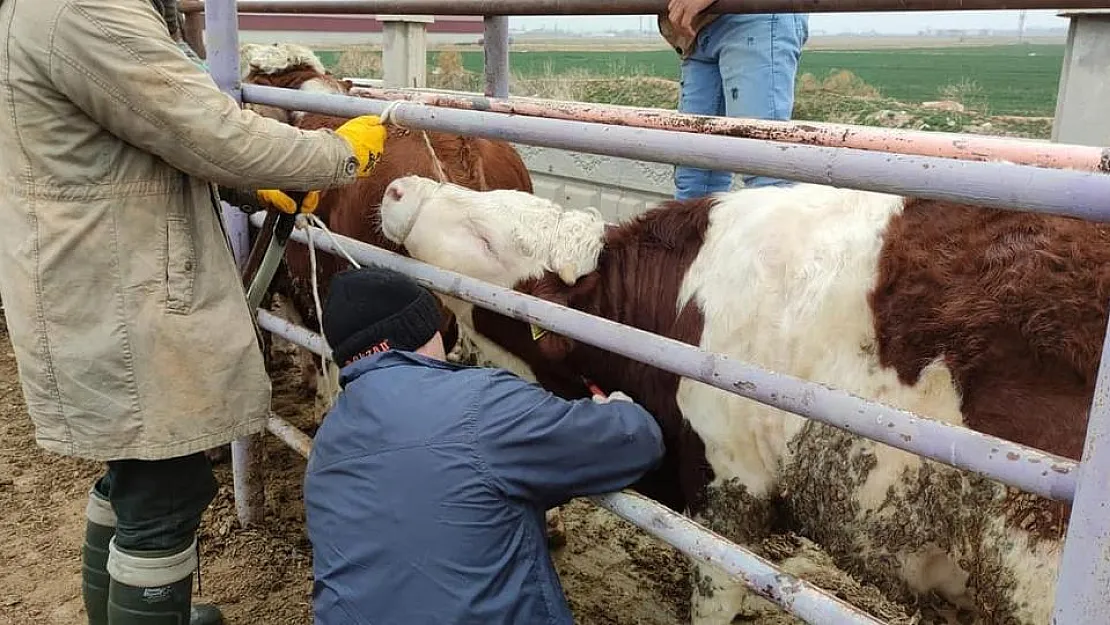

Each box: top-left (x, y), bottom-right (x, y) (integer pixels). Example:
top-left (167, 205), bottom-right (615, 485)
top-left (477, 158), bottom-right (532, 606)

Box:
top-left (385, 183), bottom-right (403, 202)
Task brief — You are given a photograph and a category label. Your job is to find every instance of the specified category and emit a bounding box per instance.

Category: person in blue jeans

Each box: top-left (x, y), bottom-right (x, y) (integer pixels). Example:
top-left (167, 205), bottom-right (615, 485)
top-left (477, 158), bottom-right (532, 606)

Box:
top-left (304, 266), bottom-right (665, 625)
top-left (660, 1), bottom-right (809, 197)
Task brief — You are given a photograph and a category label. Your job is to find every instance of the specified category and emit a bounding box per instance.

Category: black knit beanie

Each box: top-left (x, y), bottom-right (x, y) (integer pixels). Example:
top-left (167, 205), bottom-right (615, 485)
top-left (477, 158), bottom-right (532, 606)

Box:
top-left (322, 267), bottom-right (443, 367)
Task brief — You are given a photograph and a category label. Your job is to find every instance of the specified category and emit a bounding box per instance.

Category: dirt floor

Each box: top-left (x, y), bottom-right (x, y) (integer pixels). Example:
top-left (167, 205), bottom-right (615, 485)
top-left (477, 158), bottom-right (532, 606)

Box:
top-left (0, 312), bottom-right (921, 624)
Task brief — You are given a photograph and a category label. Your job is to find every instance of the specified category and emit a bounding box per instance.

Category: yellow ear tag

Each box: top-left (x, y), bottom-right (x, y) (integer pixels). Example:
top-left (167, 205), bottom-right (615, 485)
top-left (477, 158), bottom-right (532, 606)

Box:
top-left (530, 324), bottom-right (548, 341)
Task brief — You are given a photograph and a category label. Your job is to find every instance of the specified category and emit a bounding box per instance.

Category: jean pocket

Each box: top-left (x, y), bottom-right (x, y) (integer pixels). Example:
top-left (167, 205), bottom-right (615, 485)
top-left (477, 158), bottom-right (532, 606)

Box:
top-left (165, 213), bottom-right (196, 314)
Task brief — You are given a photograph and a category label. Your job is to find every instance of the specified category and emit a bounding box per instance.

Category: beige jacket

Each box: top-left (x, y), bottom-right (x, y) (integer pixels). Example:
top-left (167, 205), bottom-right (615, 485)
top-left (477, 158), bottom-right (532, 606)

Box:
top-left (658, 13), bottom-right (721, 59)
top-left (0, 0), bottom-right (359, 461)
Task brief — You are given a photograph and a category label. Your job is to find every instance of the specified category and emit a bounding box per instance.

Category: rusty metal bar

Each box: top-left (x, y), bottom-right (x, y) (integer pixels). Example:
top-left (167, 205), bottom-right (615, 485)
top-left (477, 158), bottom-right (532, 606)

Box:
top-left (242, 85), bottom-right (1110, 220)
top-left (252, 287), bottom-right (888, 625)
top-left (349, 86), bottom-right (1110, 172)
top-left (178, 0), bottom-right (1110, 15)
top-left (249, 211), bottom-right (1080, 502)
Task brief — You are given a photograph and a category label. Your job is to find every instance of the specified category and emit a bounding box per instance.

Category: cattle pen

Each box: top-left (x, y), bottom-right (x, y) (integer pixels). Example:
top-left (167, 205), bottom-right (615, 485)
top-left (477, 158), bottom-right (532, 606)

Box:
top-left (183, 1), bottom-right (1110, 622)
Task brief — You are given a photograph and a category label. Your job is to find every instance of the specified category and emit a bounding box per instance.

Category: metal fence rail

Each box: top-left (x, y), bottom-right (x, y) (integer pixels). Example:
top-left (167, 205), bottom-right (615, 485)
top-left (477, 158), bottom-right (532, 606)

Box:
top-left (179, 0), bottom-right (1110, 15)
top-left (349, 86), bottom-right (1110, 172)
top-left (249, 212), bottom-right (1079, 502)
top-left (244, 85), bottom-right (1110, 220)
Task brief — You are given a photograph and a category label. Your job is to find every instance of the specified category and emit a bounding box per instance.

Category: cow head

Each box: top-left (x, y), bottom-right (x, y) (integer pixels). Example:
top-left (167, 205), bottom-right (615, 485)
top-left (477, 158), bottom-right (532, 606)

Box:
top-left (241, 43), bottom-right (353, 124)
top-left (379, 175), bottom-right (606, 289)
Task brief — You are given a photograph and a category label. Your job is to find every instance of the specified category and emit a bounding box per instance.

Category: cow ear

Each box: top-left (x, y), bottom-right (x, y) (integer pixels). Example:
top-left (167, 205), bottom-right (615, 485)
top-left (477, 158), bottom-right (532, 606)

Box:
top-left (518, 275), bottom-right (576, 362)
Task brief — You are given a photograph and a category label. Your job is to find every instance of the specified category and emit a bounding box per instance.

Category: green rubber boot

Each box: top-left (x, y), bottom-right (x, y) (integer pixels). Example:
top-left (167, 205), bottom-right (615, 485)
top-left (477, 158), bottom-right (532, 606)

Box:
top-left (83, 520), bottom-right (115, 625)
top-left (103, 536), bottom-right (224, 625)
top-left (107, 574), bottom-right (223, 625)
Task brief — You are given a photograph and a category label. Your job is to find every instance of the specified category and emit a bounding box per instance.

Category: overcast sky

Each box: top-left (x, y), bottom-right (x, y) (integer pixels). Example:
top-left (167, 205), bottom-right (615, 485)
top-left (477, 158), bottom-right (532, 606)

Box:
top-left (512, 10), bottom-right (1068, 35)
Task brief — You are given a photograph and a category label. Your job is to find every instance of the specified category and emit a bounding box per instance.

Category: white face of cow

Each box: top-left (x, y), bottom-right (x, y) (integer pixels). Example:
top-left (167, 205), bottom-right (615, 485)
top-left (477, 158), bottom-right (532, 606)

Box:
top-left (379, 175), bottom-right (608, 289)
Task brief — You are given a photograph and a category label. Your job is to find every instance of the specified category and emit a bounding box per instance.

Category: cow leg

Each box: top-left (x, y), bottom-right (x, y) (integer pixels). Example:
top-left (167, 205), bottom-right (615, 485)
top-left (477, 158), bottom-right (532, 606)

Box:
top-left (689, 477), bottom-right (780, 625)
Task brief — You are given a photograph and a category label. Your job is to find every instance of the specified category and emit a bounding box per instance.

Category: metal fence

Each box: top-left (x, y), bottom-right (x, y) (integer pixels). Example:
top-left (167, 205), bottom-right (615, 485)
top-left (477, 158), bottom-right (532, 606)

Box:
top-left (193, 0), bottom-right (1110, 622)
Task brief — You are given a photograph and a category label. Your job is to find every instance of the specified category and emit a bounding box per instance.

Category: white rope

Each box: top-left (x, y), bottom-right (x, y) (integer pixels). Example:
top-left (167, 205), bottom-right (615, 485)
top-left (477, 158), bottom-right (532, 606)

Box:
top-left (300, 214), bottom-right (339, 401)
top-left (297, 212), bottom-right (366, 402)
top-left (378, 99), bottom-right (449, 183)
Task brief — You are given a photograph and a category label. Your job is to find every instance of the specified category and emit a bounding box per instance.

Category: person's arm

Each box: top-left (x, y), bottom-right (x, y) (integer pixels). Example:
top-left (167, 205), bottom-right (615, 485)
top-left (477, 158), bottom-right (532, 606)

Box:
top-left (475, 370), bottom-right (665, 509)
top-left (44, 0), bottom-right (361, 191)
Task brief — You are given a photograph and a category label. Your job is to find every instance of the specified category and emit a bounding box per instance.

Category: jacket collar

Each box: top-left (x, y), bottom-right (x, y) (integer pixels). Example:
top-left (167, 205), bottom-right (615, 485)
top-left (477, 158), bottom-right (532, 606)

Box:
top-left (338, 349), bottom-right (467, 387)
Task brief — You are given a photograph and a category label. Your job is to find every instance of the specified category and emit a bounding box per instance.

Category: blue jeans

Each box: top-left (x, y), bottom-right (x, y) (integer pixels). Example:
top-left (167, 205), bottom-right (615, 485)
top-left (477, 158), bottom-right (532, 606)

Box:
top-left (674, 13), bottom-right (809, 199)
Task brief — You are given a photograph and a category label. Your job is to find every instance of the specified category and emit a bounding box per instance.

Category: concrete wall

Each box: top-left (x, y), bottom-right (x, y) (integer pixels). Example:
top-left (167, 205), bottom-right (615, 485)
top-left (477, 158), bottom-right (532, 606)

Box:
top-left (510, 145), bottom-right (675, 223)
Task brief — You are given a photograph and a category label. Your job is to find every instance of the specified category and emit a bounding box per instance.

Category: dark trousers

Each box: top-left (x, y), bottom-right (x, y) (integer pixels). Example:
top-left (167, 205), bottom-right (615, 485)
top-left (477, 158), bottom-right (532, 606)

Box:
top-left (92, 452), bottom-right (218, 553)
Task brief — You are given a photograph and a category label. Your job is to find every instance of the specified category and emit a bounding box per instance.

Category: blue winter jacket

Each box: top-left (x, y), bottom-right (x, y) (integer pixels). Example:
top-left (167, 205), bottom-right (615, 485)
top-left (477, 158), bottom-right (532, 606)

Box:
top-left (303, 350), bottom-right (665, 625)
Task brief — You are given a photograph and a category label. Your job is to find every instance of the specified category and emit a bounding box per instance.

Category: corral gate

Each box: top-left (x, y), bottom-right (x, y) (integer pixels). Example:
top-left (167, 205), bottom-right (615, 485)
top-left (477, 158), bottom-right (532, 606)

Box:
top-left (185, 1), bottom-right (1110, 622)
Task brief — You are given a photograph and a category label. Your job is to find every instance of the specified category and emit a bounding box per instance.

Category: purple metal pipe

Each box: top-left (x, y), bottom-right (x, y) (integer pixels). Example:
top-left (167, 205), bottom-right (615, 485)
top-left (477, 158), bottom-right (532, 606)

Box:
top-left (250, 302), bottom-right (888, 625)
top-left (591, 492), bottom-right (885, 625)
top-left (249, 212), bottom-right (1079, 502)
top-left (482, 16), bottom-right (510, 98)
top-left (178, 0), bottom-right (1110, 15)
top-left (1050, 314), bottom-right (1110, 621)
top-left (241, 85), bottom-right (1110, 221)
top-left (207, 0), bottom-right (267, 529)
top-left (350, 86), bottom-right (1110, 172)
top-left (257, 309), bottom-right (330, 358)
top-left (266, 416), bottom-right (314, 459)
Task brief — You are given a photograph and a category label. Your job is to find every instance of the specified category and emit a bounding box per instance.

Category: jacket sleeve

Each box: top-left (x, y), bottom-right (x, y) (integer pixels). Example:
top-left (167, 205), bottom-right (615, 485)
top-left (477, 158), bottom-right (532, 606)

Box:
top-left (474, 369), bottom-right (666, 510)
top-left (44, 0), bottom-right (359, 191)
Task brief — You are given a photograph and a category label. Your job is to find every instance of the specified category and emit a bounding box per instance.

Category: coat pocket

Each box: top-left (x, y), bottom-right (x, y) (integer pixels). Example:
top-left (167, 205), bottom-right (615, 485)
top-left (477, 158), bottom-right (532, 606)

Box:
top-left (165, 213), bottom-right (197, 314)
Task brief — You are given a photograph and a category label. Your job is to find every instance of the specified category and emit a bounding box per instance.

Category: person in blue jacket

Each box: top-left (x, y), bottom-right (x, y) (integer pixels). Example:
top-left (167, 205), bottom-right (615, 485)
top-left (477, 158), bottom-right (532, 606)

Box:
top-left (303, 266), bottom-right (666, 625)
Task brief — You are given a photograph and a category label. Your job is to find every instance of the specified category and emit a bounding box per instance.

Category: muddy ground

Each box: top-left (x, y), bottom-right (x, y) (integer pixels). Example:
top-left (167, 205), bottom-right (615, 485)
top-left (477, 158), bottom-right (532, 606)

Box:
top-left (0, 311), bottom-right (922, 625)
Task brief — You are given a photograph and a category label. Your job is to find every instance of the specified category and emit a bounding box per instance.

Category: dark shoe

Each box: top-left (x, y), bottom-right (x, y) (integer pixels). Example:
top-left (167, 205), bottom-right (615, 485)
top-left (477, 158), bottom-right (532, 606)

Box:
top-left (107, 574), bottom-right (224, 624)
top-left (106, 539), bottom-right (224, 625)
top-left (82, 520), bottom-right (114, 625)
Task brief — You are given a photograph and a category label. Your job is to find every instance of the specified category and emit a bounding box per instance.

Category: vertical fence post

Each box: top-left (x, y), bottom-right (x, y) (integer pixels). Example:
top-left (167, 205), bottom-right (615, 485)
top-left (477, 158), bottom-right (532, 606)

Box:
top-left (1050, 10), bottom-right (1110, 147)
top-left (378, 14), bottom-right (432, 88)
top-left (1050, 311), bottom-right (1110, 622)
top-left (205, 0), bottom-right (267, 529)
top-left (483, 15), bottom-right (510, 97)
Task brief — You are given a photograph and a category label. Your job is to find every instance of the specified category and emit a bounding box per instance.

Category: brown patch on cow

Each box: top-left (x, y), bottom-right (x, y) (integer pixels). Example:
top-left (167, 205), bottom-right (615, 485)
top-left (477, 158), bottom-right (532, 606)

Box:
top-left (472, 197), bottom-right (717, 515)
top-left (871, 198), bottom-right (1110, 462)
top-left (870, 198), bottom-right (1110, 540)
top-left (243, 65), bottom-right (349, 93)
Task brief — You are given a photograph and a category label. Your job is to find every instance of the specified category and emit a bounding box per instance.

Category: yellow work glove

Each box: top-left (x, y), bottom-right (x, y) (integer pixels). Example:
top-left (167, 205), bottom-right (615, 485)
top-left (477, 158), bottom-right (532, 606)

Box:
top-left (334, 115), bottom-right (388, 177)
top-left (255, 189), bottom-right (321, 215)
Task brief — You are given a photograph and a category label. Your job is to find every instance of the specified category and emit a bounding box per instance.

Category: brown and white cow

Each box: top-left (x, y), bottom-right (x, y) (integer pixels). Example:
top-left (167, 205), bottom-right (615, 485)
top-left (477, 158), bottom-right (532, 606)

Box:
top-left (377, 174), bottom-right (1101, 624)
top-left (238, 44), bottom-right (533, 408)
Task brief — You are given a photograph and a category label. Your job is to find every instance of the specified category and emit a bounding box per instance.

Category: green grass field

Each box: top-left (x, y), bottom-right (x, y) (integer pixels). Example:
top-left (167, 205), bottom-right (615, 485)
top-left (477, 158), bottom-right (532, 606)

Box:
top-left (443, 43), bottom-right (1063, 117)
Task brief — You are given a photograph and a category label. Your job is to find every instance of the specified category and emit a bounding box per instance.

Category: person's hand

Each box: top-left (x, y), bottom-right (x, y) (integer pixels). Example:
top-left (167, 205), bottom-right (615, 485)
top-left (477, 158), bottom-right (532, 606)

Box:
top-left (255, 189), bottom-right (321, 215)
top-left (668, 0), bottom-right (717, 39)
top-left (334, 115), bottom-right (388, 178)
top-left (592, 390), bottom-right (634, 405)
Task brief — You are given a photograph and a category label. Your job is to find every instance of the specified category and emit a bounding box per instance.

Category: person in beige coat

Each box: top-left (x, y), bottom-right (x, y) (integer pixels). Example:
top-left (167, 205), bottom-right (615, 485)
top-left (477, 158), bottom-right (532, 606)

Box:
top-left (0, 0), bottom-right (387, 623)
